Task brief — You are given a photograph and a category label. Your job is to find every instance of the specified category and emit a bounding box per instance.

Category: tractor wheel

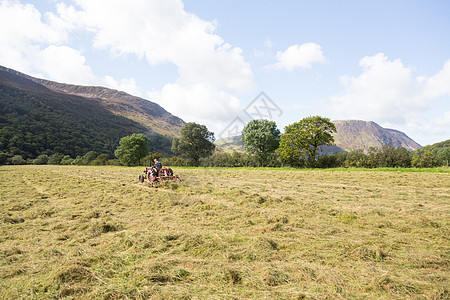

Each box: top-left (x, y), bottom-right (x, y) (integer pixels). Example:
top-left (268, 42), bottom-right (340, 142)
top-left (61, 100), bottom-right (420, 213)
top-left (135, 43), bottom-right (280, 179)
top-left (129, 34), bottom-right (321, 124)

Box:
top-left (139, 174), bottom-right (144, 183)
top-left (146, 172), bottom-right (154, 184)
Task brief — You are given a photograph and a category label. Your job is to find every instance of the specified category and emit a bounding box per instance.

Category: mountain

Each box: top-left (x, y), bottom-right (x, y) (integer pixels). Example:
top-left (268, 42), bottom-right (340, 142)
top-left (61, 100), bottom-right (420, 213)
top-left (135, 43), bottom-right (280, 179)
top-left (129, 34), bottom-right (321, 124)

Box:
top-left (215, 135), bottom-right (245, 152)
top-left (332, 120), bottom-right (421, 151)
top-left (0, 66), bottom-right (184, 159)
top-left (215, 120), bottom-right (421, 153)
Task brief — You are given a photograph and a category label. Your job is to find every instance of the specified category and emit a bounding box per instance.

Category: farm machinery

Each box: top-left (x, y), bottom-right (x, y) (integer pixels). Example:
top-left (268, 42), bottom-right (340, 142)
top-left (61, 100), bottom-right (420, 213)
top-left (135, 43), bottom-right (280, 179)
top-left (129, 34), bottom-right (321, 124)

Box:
top-left (139, 166), bottom-right (182, 186)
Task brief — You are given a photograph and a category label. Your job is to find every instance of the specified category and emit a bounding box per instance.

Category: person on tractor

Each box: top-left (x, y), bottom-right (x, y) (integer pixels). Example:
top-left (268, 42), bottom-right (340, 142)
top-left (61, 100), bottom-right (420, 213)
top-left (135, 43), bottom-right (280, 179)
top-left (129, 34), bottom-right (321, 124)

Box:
top-left (153, 158), bottom-right (162, 176)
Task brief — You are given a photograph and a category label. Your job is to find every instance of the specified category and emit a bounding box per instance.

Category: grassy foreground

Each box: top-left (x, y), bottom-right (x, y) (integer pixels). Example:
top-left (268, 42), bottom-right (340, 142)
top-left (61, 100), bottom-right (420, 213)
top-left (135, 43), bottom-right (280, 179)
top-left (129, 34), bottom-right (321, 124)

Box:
top-left (0, 165), bottom-right (448, 299)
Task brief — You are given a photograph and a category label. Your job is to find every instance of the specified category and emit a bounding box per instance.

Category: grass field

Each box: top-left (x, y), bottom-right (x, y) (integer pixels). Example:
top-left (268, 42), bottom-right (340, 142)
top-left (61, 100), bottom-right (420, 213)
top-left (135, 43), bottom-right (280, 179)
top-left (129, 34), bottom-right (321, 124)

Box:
top-left (0, 165), bottom-right (448, 299)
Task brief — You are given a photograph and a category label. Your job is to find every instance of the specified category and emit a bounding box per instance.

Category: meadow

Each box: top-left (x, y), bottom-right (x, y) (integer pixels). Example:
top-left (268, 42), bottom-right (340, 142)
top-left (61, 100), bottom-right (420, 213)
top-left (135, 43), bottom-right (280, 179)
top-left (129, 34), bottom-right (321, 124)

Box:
top-left (0, 165), bottom-right (448, 299)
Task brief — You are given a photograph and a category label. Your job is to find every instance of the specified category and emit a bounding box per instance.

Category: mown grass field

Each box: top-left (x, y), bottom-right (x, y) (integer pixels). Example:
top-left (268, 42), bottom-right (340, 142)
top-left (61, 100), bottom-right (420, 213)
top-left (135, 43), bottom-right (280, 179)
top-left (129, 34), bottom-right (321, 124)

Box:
top-left (0, 165), bottom-right (448, 299)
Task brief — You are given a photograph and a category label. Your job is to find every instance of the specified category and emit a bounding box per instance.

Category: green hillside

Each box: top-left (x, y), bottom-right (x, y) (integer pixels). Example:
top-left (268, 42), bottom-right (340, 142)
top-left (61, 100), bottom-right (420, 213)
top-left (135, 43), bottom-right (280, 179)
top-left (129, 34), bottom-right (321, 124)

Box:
top-left (0, 67), bottom-right (175, 159)
top-left (415, 139), bottom-right (450, 153)
top-left (413, 139), bottom-right (450, 165)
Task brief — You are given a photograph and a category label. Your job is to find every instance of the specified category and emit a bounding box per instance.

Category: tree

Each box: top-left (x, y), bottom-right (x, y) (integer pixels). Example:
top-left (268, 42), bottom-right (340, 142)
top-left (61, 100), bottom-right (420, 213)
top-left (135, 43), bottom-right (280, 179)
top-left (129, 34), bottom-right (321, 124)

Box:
top-left (172, 122), bottom-right (215, 166)
top-left (277, 116), bottom-right (336, 167)
top-left (435, 147), bottom-right (450, 166)
top-left (241, 119), bottom-right (280, 166)
top-left (0, 152), bottom-right (10, 165)
top-left (411, 150), bottom-right (439, 168)
top-left (91, 154), bottom-right (109, 165)
top-left (83, 151), bottom-right (99, 164)
top-left (48, 153), bottom-right (64, 165)
top-left (391, 147), bottom-right (411, 168)
top-left (11, 155), bottom-right (26, 165)
top-left (114, 133), bottom-right (152, 166)
top-left (60, 155), bottom-right (74, 165)
top-left (32, 154), bottom-right (49, 165)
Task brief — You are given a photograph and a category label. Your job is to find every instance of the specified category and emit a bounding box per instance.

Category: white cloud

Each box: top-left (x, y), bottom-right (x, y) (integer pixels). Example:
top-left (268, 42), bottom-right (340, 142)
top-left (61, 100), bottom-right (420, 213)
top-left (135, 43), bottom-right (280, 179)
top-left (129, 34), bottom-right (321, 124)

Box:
top-left (331, 53), bottom-right (424, 124)
top-left (0, 0), bottom-right (68, 73)
top-left (0, 0), bottom-right (68, 45)
top-left (267, 42), bottom-right (326, 71)
top-left (423, 60), bottom-right (450, 98)
top-left (35, 45), bottom-right (97, 84)
top-left (45, 0), bottom-right (254, 125)
top-left (104, 76), bottom-right (141, 97)
top-left (0, 0), bottom-right (147, 97)
top-left (148, 83), bottom-right (242, 126)
top-left (67, 0), bottom-right (254, 92)
top-left (330, 53), bottom-right (450, 142)
top-left (436, 111), bottom-right (450, 127)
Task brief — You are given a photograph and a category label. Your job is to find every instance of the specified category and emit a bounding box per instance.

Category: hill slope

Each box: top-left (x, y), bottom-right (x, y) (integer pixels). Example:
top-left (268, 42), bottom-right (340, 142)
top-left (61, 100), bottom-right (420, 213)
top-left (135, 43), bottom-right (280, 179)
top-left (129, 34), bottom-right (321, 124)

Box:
top-left (0, 66), bottom-right (184, 158)
top-left (332, 120), bottom-right (421, 151)
top-left (215, 120), bottom-right (421, 153)
top-left (1, 66), bottom-right (184, 137)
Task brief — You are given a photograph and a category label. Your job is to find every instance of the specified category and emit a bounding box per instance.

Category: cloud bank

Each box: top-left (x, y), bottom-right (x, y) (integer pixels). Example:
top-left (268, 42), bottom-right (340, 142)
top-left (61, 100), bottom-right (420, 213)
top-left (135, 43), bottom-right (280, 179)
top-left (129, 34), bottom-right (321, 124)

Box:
top-left (331, 53), bottom-right (450, 138)
top-left (62, 0), bottom-right (254, 127)
top-left (0, 0), bottom-right (141, 95)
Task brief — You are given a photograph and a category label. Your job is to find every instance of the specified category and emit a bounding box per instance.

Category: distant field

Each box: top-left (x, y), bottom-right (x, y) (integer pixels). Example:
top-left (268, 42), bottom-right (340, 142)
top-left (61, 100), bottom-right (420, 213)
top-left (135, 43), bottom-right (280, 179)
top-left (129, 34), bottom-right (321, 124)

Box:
top-left (0, 165), bottom-right (448, 299)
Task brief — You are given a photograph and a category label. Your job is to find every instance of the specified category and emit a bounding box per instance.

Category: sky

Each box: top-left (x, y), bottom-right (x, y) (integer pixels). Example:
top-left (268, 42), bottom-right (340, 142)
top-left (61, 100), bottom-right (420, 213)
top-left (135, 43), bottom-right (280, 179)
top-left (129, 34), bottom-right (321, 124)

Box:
top-left (0, 0), bottom-right (449, 146)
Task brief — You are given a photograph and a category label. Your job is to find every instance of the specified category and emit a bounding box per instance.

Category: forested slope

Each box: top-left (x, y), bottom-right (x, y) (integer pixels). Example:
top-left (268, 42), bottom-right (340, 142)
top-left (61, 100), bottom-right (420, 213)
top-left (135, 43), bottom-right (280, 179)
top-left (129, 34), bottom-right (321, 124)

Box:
top-left (0, 67), bottom-right (174, 159)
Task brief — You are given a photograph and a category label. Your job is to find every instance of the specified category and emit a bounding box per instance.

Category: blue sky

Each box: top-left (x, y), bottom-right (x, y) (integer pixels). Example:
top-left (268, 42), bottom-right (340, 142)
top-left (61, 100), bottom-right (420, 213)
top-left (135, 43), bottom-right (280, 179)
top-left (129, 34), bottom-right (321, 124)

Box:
top-left (1, 0), bottom-right (449, 146)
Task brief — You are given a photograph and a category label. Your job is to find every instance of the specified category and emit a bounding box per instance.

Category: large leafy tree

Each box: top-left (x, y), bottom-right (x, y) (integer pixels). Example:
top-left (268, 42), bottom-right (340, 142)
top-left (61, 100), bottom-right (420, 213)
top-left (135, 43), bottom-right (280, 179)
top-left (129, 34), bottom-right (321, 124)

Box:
top-left (114, 133), bottom-right (152, 166)
top-left (277, 116), bottom-right (336, 167)
top-left (411, 150), bottom-right (439, 168)
top-left (172, 122), bottom-right (215, 166)
top-left (241, 119), bottom-right (280, 166)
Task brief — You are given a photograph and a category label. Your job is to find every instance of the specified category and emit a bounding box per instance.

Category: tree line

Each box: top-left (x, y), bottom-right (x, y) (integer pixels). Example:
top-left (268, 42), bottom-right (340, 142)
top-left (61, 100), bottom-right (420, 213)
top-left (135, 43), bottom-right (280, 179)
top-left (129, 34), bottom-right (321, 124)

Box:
top-left (3, 116), bottom-right (447, 168)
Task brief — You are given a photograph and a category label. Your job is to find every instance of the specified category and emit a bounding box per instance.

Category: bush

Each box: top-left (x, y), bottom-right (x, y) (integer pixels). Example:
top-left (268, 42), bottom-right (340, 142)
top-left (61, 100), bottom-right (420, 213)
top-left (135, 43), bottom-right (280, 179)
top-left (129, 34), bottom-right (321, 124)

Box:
top-left (0, 152), bottom-right (11, 165)
top-left (435, 147), bottom-right (450, 166)
top-left (200, 152), bottom-right (251, 167)
top-left (317, 152), bottom-right (347, 168)
top-left (48, 153), bottom-right (64, 165)
top-left (91, 154), bottom-right (109, 165)
top-left (71, 155), bottom-right (84, 165)
top-left (198, 151), bottom-right (280, 168)
top-left (412, 150), bottom-right (439, 168)
top-left (60, 155), bottom-right (75, 165)
top-left (375, 145), bottom-right (411, 168)
top-left (11, 155), bottom-right (26, 165)
top-left (71, 151), bottom-right (99, 165)
top-left (83, 151), bottom-right (99, 164)
top-left (344, 146), bottom-right (412, 168)
top-left (33, 154), bottom-right (49, 165)
top-left (391, 147), bottom-right (411, 168)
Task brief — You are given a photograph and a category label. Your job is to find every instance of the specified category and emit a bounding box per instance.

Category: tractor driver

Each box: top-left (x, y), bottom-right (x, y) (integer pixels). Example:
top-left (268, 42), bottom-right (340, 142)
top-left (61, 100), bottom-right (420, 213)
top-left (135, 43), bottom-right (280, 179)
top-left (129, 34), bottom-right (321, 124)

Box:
top-left (153, 158), bottom-right (162, 176)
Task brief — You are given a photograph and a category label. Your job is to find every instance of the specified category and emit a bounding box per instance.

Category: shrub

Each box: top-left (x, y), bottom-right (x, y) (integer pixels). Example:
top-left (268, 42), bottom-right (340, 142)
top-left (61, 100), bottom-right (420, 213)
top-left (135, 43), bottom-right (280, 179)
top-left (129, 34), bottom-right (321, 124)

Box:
top-left (32, 154), bottom-right (49, 165)
top-left (317, 152), bottom-right (347, 168)
top-left (48, 153), bottom-right (64, 165)
top-left (60, 155), bottom-right (74, 165)
top-left (0, 152), bottom-right (11, 165)
top-left (11, 155), bottom-right (26, 165)
top-left (412, 150), bottom-right (439, 168)
top-left (91, 154), bottom-right (109, 165)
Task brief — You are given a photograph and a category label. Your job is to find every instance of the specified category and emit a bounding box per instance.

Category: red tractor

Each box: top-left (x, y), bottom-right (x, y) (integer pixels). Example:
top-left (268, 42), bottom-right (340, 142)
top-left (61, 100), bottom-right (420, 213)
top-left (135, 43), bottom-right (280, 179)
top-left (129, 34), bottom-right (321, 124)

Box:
top-left (139, 166), bottom-right (181, 186)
